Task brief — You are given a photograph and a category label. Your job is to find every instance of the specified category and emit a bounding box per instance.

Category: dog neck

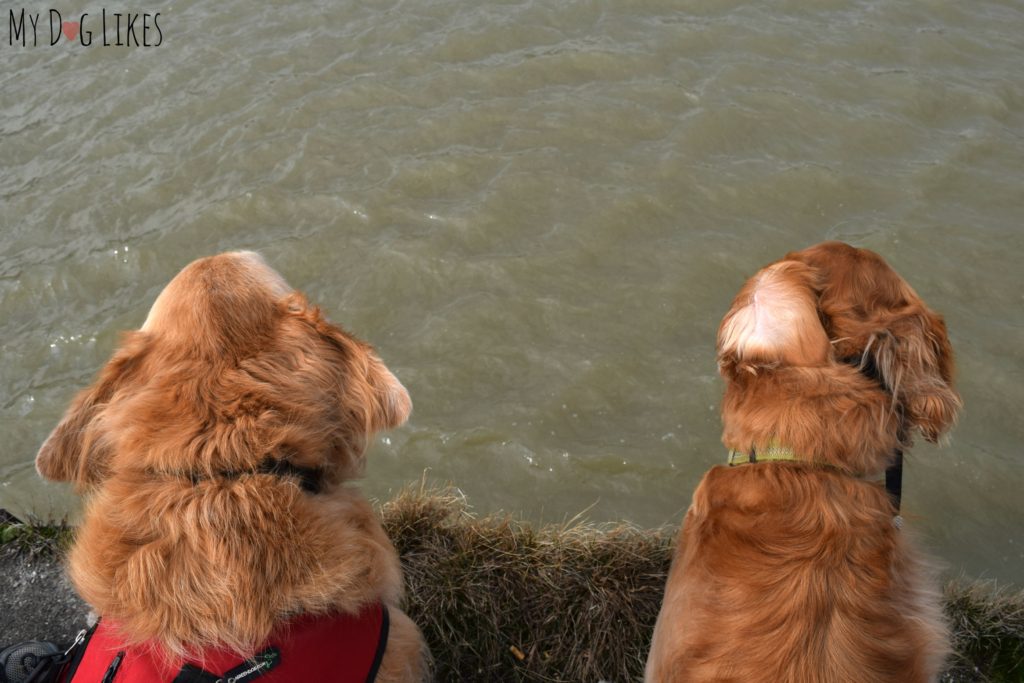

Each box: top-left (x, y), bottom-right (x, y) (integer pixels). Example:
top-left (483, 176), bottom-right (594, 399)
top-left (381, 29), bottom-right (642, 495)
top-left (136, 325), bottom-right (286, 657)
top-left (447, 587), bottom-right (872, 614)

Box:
top-left (726, 441), bottom-right (905, 518)
top-left (719, 364), bottom-right (902, 476)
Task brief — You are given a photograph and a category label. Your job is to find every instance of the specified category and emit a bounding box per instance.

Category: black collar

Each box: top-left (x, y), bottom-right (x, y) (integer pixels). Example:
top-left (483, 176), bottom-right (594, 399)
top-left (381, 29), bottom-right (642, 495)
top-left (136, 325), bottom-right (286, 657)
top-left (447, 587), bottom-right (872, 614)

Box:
top-left (181, 458), bottom-right (325, 494)
top-left (845, 355), bottom-right (905, 514)
top-left (885, 448), bottom-right (903, 512)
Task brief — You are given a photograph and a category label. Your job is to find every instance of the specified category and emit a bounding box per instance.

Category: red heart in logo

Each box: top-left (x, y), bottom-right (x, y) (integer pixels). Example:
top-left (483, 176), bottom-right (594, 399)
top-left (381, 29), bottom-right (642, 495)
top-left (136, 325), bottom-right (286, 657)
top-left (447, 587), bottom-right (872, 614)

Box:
top-left (62, 21), bottom-right (79, 42)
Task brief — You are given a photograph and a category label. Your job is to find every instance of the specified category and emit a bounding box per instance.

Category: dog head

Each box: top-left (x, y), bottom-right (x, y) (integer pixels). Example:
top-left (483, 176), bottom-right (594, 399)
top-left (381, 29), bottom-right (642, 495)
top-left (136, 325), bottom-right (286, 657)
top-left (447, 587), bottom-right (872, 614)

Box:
top-left (716, 242), bottom-right (960, 474)
top-left (36, 251), bottom-right (411, 491)
top-left (717, 253), bottom-right (892, 475)
top-left (785, 241), bottom-right (961, 444)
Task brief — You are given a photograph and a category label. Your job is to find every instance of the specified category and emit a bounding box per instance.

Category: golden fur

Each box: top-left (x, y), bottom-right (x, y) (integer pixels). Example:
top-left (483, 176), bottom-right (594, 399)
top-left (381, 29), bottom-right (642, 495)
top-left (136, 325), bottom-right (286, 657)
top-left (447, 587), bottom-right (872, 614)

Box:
top-left (36, 251), bottom-right (428, 680)
top-left (646, 242), bottom-right (959, 683)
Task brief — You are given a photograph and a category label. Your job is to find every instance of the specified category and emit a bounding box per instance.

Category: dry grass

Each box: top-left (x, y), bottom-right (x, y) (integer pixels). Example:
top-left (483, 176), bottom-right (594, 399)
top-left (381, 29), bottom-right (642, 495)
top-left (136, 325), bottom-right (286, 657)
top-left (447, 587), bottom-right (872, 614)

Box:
top-left (382, 488), bottom-right (670, 682)
top-left (943, 581), bottom-right (1024, 683)
top-left (380, 488), bottom-right (1024, 683)
top-left (3, 491), bottom-right (1022, 682)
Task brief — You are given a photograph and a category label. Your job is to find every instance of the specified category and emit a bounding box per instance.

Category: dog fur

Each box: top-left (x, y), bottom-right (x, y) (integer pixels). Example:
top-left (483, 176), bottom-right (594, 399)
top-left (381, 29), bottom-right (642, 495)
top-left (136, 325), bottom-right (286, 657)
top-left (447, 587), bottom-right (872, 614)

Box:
top-left (36, 251), bottom-right (428, 680)
top-left (645, 242), bottom-right (960, 683)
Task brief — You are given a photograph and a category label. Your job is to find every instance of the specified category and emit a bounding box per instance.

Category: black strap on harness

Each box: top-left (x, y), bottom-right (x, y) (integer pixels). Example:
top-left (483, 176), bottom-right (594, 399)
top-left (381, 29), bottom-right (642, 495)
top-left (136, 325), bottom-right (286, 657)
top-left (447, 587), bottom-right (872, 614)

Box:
top-left (365, 604), bottom-right (390, 683)
top-left (172, 647), bottom-right (280, 683)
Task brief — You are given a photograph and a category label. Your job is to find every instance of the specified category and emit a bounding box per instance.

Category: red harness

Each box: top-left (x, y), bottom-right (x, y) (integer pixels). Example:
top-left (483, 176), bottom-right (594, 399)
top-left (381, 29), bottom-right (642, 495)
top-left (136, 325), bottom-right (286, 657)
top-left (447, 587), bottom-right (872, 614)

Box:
top-left (63, 604), bottom-right (388, 683)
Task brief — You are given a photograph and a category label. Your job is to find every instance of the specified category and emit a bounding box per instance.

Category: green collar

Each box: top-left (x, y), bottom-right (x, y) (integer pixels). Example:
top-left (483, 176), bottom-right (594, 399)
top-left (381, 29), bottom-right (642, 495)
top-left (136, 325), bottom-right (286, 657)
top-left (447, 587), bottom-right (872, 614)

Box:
top-left (726, 444), bottom-right (904, 528)
top-left (726, 442), bottom-right (846, 473)
top-left (727, 442), bottom-right (801, 466)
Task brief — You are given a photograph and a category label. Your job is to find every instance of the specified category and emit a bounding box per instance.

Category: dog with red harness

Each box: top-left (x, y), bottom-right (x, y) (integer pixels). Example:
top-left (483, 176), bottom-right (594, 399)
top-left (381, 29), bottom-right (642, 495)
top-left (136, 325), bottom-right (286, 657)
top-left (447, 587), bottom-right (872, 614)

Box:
top-left (63, 605), bottom-right (388, 682)
top-left (35, 252), bottom-right (429, 682)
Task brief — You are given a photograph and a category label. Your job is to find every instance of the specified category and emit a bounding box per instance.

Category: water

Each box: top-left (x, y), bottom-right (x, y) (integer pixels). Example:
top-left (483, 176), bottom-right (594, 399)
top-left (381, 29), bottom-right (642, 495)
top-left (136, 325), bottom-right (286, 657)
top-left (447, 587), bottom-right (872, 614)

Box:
top-left (2, 0), bottom-right (1022, 586)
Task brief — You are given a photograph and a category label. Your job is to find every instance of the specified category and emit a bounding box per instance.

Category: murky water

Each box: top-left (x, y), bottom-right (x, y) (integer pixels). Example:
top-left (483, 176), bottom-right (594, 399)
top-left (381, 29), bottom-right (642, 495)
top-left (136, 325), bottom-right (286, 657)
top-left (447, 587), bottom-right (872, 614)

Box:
top-left (2, 0), bottom-right (1022, 585)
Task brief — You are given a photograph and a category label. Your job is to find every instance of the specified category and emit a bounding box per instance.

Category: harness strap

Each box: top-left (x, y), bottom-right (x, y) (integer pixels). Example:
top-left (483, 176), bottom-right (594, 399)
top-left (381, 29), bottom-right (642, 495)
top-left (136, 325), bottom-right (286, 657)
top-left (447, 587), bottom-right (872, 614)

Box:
top-left (173, 647), bottom-right (280, 683)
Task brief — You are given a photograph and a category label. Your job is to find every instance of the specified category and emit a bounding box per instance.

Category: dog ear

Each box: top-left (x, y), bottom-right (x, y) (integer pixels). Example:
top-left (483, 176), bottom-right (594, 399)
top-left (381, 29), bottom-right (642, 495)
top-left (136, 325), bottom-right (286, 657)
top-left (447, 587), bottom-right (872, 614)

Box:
top-left (850, 307), bottom-right (961, 443)
top-left (364, 352), bottom-right (412, 432)
top-left (36, 333), bottom-right (148, 488)
top-left (717, 260), bottom-right (830, 379)
top-left (787, 242), bottom-right (961, 442)
top-left (290, 295), bottom-right (412, 435)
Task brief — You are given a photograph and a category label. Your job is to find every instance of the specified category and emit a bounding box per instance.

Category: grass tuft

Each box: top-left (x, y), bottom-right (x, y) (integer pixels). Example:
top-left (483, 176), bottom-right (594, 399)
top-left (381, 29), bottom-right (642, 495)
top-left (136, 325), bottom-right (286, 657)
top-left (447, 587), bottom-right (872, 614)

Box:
top-left (0, 514), bottom-right (72, 558)
top-left (944, 580), bottom-right (1024, 682)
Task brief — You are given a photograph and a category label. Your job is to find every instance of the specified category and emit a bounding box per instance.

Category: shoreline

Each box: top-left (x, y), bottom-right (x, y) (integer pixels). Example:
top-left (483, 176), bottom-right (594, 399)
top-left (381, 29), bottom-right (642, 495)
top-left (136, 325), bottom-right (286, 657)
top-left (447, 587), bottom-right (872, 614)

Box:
top-left (2, 490), bottom-right (1021, 682)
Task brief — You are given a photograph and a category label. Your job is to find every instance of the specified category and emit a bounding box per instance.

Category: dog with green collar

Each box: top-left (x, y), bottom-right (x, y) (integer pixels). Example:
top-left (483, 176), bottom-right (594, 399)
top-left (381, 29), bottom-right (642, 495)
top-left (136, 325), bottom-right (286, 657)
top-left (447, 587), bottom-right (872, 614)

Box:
top-left (646, 242), bottom-right (960, 683)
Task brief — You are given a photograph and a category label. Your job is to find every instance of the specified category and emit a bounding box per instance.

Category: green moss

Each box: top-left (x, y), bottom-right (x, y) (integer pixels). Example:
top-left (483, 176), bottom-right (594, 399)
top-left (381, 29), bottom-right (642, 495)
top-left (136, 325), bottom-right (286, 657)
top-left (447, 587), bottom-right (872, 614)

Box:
top-left (0, 518), bottom-right (72, 557)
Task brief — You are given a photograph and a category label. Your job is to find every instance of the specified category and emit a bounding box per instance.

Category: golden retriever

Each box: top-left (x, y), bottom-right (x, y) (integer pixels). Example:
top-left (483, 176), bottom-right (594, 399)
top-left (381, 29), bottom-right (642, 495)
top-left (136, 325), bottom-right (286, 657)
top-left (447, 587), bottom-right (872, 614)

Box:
top-left (36, 251), bottom-right (428, 681)
top-left (645, 242), bottom-right (960, 683)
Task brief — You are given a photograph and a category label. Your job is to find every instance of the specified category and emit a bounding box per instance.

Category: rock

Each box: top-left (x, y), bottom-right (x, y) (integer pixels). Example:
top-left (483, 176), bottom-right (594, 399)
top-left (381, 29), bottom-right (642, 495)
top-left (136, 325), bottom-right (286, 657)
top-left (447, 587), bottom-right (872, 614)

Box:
top-left (0, 547), bottom-right (90, 648)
